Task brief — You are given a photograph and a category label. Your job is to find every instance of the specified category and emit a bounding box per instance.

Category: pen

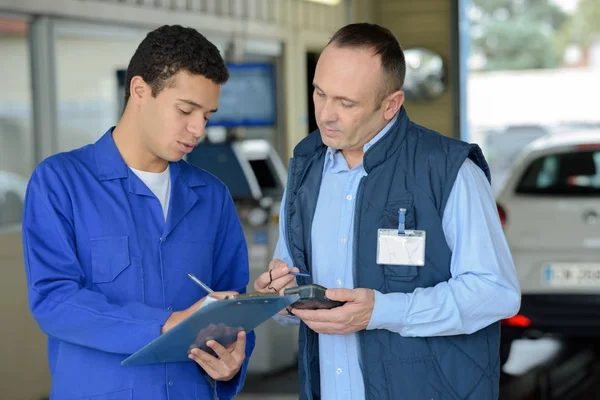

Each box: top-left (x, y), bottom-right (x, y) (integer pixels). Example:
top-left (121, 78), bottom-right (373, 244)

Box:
top-left (289, 271), bottom-right (311, 277)
top-left (187, 273), bottom-right (214, 293)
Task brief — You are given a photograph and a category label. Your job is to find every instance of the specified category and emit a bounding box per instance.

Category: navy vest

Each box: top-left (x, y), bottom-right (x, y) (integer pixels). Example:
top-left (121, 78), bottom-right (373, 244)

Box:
top-left (286, 107), bottom-right (500, 400)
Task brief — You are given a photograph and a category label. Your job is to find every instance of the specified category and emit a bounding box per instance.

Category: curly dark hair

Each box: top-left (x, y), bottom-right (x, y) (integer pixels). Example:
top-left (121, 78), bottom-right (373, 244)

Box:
top-left (124, 24), bottom-right (229, 104)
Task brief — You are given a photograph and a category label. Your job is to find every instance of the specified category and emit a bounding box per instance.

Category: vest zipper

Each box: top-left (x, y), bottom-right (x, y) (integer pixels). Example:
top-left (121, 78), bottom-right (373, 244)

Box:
top-left (284, 158), bottom-right (296, 269)
top-left (353, 176), bottom-right (368, 400)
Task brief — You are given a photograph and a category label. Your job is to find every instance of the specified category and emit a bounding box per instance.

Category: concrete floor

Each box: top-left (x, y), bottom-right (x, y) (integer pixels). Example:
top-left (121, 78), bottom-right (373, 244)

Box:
top-left (236, 366), bottom-right (300, 399)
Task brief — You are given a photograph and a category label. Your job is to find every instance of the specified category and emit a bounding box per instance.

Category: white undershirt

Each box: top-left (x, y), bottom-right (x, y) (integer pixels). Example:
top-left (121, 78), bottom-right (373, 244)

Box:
top-left (129, 165), bottom-right (171, 221)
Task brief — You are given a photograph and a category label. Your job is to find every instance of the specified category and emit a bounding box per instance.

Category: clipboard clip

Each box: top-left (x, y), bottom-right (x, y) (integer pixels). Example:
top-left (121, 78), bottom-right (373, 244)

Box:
top-left (224, 291), bottom-right (281, 300)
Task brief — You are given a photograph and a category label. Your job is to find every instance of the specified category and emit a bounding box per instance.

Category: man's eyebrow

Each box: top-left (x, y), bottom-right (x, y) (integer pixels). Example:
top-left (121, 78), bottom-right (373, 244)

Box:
top-left (177, 99), bottom-right (218, 113)
top-left (312, 83), bottom-right (359, 104)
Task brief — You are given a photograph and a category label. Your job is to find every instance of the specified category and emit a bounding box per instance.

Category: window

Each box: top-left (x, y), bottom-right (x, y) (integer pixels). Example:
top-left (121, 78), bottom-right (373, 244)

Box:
top-left (54, 25), bottom-right (144, 152)
top-left (0, 16), bottom-right (33, 228)
top-left (516, 150), bottom-right (600, 196)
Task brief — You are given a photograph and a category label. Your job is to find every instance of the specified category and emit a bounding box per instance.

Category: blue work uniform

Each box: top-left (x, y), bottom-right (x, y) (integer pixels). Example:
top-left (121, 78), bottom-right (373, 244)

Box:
top-left (22, 129), bottom-right (255, 400)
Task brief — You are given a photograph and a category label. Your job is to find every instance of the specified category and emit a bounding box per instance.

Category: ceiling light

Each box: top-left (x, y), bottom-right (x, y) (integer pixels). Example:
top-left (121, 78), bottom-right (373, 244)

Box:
top-left (304, 0), bottom-right (342, 5)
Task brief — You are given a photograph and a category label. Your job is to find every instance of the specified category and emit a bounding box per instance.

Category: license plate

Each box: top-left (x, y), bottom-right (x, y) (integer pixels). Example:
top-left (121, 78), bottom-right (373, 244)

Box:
top-left (544, 263), bottom-right (600, 286)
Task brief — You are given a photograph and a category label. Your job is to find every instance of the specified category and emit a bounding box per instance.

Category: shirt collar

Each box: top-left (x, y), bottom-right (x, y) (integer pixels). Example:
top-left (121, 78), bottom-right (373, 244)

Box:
top-left (94, 127), bottom-right (129, 180)
top-left (93, 127), bottom-right (206, 187)
top-left (324, 111), bottom-right (400, 170)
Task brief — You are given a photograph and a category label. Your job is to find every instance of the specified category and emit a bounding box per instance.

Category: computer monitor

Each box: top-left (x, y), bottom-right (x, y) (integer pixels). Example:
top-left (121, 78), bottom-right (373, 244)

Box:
top-left (207, 63), bottom-right (277, 128)
top-left (187, 139), bottom-right (287, 201)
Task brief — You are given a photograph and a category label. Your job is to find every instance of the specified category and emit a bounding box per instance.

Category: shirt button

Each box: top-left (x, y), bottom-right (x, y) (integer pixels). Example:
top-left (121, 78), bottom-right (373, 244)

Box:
top-left (336, 368), bottom-right (343, 375)
top-left (346, 195), bottom-right (352, 200)
top-left (336, 279), bottom-right (342, 286)
top-left (167, 306), bottom-right (173, 311)
top-left (340, 237), bottom-right (347, 244)
top-left (160, 237), bottom-right (166, 242)
top-left (168, 381), bottom-right (173, 387)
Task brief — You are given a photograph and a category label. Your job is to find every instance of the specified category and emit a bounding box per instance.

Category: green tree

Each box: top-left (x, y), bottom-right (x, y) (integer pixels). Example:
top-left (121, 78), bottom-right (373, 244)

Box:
top-left (470, 0), bottom-right (568, 70)
top-left (556, 0), bottom-right (600, 50)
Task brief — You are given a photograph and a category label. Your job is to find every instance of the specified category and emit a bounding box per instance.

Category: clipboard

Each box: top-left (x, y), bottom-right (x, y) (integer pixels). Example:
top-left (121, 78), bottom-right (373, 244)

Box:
top-left (121, 293), bottom-right (299, 365)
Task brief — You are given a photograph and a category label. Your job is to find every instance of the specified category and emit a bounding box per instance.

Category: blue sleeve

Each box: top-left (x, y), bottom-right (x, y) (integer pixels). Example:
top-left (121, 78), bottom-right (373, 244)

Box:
top-left (271, 189), bottom-right (300, 326)
top-left (211, 185), bottom-right (256, 399)
top-left (22, 162), bottom-right (172, 355)
top-left (367, 158), bottom-right (521, 336)
top-left (272, 189), bottom-right (294, 268)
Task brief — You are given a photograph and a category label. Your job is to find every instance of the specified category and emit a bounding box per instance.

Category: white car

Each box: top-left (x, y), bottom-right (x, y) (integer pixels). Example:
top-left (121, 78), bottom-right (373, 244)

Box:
top-left (495, 129), bottom-right (600, 365)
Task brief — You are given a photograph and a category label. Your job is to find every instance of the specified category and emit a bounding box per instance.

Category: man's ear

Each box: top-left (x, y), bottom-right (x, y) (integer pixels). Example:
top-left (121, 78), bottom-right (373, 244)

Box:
top-left (129, 76), bottom-right (149, 106)
top-left (383, 90), bottom-right (404, 120)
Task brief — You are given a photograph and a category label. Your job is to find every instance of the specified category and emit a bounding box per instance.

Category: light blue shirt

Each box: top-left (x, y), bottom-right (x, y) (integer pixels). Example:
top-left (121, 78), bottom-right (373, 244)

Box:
top-left (273, 115), bottom-right (521, 400)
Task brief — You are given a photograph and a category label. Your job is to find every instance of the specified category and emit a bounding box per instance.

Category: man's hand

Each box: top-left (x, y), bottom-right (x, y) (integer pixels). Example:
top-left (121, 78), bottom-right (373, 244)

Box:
top-left (254, 259), bottom-right (300, 315)
top-left (161, 291), bottom-right (239, 334)
top-left (292, 288), bottom-right (375, 335)
top-left (254, 259), bottom-right (299, 294)
top-left (188, 331), bottom-right (247, 381)
top-left (254, 260), bottom-right (301, 315)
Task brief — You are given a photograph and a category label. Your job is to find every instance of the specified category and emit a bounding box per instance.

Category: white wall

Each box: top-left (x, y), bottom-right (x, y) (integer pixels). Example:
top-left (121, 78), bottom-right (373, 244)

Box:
top-left (0, 37), bottom-right (30, 102)
top-left (0, 35), bottom-right (33, 178)
top-left (468, 67), bottom-right (600, 131)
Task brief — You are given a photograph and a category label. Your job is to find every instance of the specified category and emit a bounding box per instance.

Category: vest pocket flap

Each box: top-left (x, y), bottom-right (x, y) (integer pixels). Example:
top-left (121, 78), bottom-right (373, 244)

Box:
top-left (91, 236), bottom-right (131, 283)
top-left (382, 264), bottom-right (418, 281)
top-left (384, 196), bottom-right (415, 229)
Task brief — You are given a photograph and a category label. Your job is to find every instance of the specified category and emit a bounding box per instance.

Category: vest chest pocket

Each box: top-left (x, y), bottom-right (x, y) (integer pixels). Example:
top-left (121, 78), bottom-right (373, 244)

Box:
top-left (91, 236), bottom-right (143, 302)
top-left (380, 199), bottom-right (419, 283)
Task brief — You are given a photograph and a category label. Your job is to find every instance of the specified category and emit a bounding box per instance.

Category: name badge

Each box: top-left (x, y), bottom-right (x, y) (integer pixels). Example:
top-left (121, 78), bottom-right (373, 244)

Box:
top-left (377, 229), bottom-right (426, 266)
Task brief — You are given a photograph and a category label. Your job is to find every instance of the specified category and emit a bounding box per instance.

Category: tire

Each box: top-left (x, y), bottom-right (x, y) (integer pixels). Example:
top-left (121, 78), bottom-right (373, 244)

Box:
top-left (500, 338), bottom-right (512, 366)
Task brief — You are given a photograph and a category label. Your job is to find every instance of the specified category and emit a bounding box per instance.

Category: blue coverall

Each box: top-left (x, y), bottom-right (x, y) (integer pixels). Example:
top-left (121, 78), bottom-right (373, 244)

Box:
top-left (22, 129), bottom-right (255, 400)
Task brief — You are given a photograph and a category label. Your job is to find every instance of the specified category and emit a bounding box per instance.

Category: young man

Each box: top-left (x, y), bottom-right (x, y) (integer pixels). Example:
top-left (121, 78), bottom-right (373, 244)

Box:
top-left (254, 23), bottom-right (520, 399)
top-left (22, 25), bottom-right (254, 400)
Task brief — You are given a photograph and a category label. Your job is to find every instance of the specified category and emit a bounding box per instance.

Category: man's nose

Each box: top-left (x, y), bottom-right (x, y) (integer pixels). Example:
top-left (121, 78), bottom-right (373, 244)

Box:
top-left (188, 119), bottom-right (206, 138)
top-left (317, 101), bottom-right (337, 123)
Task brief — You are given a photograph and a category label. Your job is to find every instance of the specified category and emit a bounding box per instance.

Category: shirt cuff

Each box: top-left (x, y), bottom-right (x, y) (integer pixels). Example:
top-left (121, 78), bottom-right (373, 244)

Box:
top-left (366, 290), bottom-right (409, 331)
top-left (215, 368), bottom-right (244, 400)
top-left (272, 313), bottom-right (300, 326)
top-left (135, 307), bottom-right (173, 350)
top-left (215, 330), bottom-right (255, 399)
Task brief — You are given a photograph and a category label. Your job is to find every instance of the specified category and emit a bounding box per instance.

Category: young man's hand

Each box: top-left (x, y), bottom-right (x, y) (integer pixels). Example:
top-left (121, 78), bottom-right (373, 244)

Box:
top-left (161, 291), bottom-right (238, 334)
top-left (188, 331), bottom-right (247, 381)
